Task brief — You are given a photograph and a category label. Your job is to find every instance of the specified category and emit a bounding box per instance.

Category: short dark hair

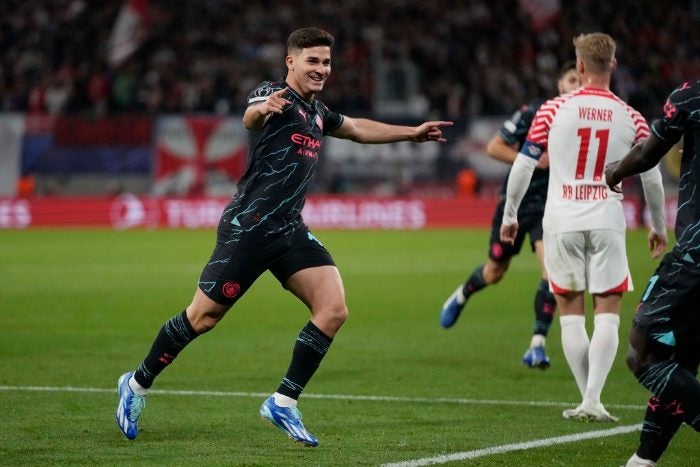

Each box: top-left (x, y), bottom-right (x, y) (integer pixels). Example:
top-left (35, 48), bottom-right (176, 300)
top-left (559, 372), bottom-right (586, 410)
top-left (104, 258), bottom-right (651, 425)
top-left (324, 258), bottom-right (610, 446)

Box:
top-left (287, 27), bottom-right (334, 53)
top-left (559, 60), bottom-right (577, 77)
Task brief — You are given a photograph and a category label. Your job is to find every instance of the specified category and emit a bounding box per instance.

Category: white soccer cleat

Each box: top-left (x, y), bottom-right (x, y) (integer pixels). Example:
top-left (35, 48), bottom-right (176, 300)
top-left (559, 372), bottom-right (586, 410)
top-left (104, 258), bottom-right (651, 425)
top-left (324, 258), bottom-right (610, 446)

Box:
top-left (563, 400), bottom-right (619, 422)
top-left (625, 453), bottom-right (657, 466)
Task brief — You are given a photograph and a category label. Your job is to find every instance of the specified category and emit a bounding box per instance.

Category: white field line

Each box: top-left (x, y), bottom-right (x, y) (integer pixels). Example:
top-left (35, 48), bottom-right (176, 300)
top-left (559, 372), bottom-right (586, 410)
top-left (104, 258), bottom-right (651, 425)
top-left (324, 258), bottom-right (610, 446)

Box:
top-left (3, 385), bottom-right (644, 464)
top-left (0, 385), bottom-right (645, 410)
top-left (381, 424), bottom-right (643, 467)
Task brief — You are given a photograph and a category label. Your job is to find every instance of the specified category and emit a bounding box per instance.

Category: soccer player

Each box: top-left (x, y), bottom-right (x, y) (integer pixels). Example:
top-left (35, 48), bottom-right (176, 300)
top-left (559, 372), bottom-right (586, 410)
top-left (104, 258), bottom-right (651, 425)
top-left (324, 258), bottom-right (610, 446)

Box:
top-left (500, 32), bottom-right (667, 422)
top-left (605, 80), bottom-right (700, 467)
top-left (115, 27), bottom-right (453, 446)
top-left (439, 61), bottom-right (581, 370)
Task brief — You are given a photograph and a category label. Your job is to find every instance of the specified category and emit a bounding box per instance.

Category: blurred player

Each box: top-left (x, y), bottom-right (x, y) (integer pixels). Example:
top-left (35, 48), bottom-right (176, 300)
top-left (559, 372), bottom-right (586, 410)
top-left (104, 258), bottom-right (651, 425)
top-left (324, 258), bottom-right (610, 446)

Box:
top-left (606, 80), bottom-right (700, 467)
top-left (439, 61), bottom-right (581, 369)
top-left (500, 33), bottom-right (667, 421)
top-left (115, 27), bottom-right (452, 446)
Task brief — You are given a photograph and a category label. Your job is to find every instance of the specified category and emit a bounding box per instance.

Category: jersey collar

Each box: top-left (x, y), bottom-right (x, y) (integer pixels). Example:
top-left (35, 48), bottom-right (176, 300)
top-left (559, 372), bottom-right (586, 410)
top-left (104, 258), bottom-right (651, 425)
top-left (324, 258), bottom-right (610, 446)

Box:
top-left (282, 81), bottom-right (315, 111)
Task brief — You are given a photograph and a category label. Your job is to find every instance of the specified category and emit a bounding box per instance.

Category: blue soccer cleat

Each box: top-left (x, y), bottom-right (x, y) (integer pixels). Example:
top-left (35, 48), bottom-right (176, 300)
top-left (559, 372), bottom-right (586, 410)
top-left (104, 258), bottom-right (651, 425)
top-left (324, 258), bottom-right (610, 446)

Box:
top-left (115, 371), bottom-right (146, 440)
top-left (260, 396), bottom-right (318, 447)
top-left (522, 346), bottom-right (551, 369)
top-left (440, 285), bottom-right (466, 328)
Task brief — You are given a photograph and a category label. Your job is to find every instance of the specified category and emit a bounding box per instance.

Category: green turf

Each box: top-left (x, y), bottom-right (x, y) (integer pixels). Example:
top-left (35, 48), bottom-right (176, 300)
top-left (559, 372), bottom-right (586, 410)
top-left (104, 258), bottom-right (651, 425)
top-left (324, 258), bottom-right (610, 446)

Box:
top-left (0, 228), bottom-right (696, 466)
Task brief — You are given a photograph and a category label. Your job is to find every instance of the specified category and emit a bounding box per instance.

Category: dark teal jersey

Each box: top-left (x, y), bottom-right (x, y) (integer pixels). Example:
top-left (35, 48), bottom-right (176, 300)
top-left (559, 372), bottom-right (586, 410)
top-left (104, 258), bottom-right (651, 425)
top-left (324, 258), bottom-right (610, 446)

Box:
top-left (223, 81), bottom-right (344, 236)
top-left (652, 80), bottom-right (700, 250)
top-left (497, 99), bottom-right (548, 214)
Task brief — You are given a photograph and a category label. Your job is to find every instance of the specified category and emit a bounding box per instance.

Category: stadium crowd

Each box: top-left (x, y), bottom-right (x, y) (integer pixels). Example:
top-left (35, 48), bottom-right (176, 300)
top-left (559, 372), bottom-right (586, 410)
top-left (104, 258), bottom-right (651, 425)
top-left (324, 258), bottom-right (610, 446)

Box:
top-left (1, 0), bottom-right (698, 121)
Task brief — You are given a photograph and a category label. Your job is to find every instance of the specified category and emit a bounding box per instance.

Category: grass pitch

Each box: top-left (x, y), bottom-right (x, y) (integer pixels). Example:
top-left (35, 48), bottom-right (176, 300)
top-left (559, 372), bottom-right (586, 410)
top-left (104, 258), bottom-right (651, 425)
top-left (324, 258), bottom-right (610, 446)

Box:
top-left (0, 228), bottom-right (697, 466)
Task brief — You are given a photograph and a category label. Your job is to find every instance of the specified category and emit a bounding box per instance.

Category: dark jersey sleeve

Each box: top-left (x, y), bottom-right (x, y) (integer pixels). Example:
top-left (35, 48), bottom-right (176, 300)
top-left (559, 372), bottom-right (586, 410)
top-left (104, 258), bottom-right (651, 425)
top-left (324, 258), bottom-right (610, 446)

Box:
top-left (651, 80), bottom-right (699, 144)
top-left (246, 81), bottom-right (283, 108)
top-left (497, 98), bottom-right (545, 149)
top-left (318, 101), bottom-right (344, 136)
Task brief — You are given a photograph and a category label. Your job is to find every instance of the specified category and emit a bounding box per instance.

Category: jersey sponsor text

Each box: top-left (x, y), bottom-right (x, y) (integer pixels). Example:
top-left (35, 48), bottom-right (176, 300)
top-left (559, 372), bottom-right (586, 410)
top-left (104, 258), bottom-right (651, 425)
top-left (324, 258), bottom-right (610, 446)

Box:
top-left (562, 184), bottom-right (608, 201)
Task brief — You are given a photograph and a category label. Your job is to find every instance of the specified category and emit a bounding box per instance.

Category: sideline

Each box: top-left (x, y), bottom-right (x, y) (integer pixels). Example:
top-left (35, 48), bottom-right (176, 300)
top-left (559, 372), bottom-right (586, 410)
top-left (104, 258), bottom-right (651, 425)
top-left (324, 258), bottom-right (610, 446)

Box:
top-left (2, 385), bottom-right (644, 465)
top-left (381, 424), bottom-right (642, 466)
top-left (0, 385), bottom-right (645, 410)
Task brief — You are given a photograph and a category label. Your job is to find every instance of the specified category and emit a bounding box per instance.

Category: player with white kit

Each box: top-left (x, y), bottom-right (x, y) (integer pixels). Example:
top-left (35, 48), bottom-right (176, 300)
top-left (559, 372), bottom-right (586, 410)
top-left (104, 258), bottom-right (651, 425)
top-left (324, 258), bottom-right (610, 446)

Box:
top-left (500, 33), bottom-right (667, 421)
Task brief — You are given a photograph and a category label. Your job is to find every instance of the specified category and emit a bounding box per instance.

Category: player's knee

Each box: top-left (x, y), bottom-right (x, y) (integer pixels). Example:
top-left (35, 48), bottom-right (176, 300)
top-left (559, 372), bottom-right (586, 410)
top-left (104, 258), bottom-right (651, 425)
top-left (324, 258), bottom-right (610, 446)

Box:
top-left (489, 271), bottom-right (505, 284)
top-left (330, 302), bottom-right (349, 326)
top-left (187, 308), bottom-right (227, 334)
top-left (484, 263), bottom-right (508, 284)
top-left (316, 301), bottom-right (348, 333)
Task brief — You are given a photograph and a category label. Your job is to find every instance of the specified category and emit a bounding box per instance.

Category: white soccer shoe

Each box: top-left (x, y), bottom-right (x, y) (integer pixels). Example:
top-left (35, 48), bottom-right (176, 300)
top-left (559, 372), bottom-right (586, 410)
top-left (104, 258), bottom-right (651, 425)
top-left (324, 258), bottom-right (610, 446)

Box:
top-left (562, 400), bottom-right (619, 422)
top-left (624, 453), bottom-right (657, 466)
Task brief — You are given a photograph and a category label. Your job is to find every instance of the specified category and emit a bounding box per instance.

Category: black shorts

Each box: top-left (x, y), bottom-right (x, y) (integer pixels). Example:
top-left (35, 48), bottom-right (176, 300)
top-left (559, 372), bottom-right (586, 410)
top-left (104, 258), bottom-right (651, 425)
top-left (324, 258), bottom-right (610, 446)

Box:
top-left (198, 225), bottom-right (335, 305)
top-left (488, 200), bottom-right (544, 263)
top-left (634, 248), bottom-right (700, 352)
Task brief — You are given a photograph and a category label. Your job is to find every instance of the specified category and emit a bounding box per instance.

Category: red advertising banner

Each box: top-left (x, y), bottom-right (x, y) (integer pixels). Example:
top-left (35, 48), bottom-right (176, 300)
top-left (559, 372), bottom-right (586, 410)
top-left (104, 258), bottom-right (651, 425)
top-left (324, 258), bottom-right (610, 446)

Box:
top-left (0, 195), bottom-right (497, 230)
top-left (0, 195), bottom-right (673, 230)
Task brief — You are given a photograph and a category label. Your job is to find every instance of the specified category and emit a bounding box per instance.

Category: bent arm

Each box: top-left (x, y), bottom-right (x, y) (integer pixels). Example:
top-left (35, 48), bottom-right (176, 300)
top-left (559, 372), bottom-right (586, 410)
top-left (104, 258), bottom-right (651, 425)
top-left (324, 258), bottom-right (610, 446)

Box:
top-left (486, 134), bottom-right (518, 164)
top-left (242, 104), bottom-right (270, 130)
top-left (242, 88), bottom-right (290, 130)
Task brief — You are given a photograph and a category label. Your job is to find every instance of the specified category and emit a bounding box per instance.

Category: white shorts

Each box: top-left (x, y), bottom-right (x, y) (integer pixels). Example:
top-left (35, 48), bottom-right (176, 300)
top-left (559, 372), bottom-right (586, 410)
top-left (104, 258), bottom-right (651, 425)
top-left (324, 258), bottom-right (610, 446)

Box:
top-left (543, 229), bottom-right (633, 294)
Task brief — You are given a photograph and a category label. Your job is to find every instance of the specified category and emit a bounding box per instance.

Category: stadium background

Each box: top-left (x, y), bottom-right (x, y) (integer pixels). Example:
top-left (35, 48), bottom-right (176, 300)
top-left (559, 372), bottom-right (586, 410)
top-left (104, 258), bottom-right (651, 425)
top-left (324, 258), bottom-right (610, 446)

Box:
top-left (2, 2), bottom-right (700, 465)
top-left (0, 0), bottom-right (696, 229)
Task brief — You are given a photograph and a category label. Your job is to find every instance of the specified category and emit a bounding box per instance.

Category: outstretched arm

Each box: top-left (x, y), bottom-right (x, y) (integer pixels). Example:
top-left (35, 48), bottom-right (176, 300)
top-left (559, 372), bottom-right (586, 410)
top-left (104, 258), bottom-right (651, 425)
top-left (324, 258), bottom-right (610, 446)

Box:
top-left (605, 133), bottom-right (673, 192)
top-left (330, 117), bottom-right (453, 144)
top-left (606, 133), bottom-right (672, 259)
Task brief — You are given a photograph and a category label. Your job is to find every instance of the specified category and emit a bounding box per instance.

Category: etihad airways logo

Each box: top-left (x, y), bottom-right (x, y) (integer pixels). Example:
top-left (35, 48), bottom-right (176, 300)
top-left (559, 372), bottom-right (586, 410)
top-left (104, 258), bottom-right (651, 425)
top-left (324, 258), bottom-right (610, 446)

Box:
top-left (291, 133), bottom-right (321, 148)
top-left (291, 133), bottom-right (322, 158)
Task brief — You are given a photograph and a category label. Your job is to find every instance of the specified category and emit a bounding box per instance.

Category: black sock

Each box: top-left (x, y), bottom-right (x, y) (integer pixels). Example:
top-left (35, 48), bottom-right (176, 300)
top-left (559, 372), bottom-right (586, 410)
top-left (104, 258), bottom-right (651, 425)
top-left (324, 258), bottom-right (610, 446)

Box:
top-left (461, 265), bottom-right (486, 300)
top-left (636, 395), bottom-right (685, 462)
top-left (276, 321), bottom-right (333, 400)
top-left (134, 310), bottom-right (198, 388)
top-left (635, 361), bottom-right (700, 431)
top-left (533, 279), bottom-right (556, 337)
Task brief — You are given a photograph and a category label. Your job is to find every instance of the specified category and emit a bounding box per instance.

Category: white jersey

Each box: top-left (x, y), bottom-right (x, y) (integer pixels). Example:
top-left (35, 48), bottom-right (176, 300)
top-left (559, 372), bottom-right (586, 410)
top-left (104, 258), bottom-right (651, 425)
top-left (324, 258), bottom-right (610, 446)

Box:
top-left (525, 87), bottom-right (649, 234)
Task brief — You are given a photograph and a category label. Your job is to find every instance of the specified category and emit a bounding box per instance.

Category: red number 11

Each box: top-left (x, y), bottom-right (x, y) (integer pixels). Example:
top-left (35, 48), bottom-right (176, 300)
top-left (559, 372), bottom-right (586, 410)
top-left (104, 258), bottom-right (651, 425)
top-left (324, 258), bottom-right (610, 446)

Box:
top-left (575, 128), bottom-right (610, 181)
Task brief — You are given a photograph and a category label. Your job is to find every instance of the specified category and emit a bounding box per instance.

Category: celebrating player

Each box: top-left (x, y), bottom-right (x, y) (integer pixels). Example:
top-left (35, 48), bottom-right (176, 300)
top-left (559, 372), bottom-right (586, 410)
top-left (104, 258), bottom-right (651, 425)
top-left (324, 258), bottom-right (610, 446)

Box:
top-left (115, 27), bottom-right (452, 447)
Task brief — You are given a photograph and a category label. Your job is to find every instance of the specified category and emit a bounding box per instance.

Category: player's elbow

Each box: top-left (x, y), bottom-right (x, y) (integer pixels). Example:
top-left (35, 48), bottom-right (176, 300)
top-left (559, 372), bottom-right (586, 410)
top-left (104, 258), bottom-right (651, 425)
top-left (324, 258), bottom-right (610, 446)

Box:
top-left (242, 106), bottom-right (266, 130)
top-left (242, 116), bottom-right (260, 130)
top-left (485, 137), bottom-right (499, 156)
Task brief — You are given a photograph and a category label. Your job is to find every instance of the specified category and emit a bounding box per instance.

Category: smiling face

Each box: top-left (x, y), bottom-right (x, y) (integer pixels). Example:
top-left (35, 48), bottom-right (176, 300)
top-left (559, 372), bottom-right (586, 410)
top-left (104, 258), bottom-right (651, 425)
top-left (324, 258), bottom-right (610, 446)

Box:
top-left (285, 46), bottom-right (331, 100)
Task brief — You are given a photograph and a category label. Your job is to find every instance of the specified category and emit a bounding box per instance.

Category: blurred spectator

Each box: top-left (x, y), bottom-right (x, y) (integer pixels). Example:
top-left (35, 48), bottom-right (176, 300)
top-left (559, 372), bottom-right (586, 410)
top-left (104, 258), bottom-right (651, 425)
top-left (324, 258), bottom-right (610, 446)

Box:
top-left (456, 168), bottom-right (478, 198)
top-left (87, 63), bottom-right (110, 117)
top-left (0, 0), bottom-right (697, 120)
